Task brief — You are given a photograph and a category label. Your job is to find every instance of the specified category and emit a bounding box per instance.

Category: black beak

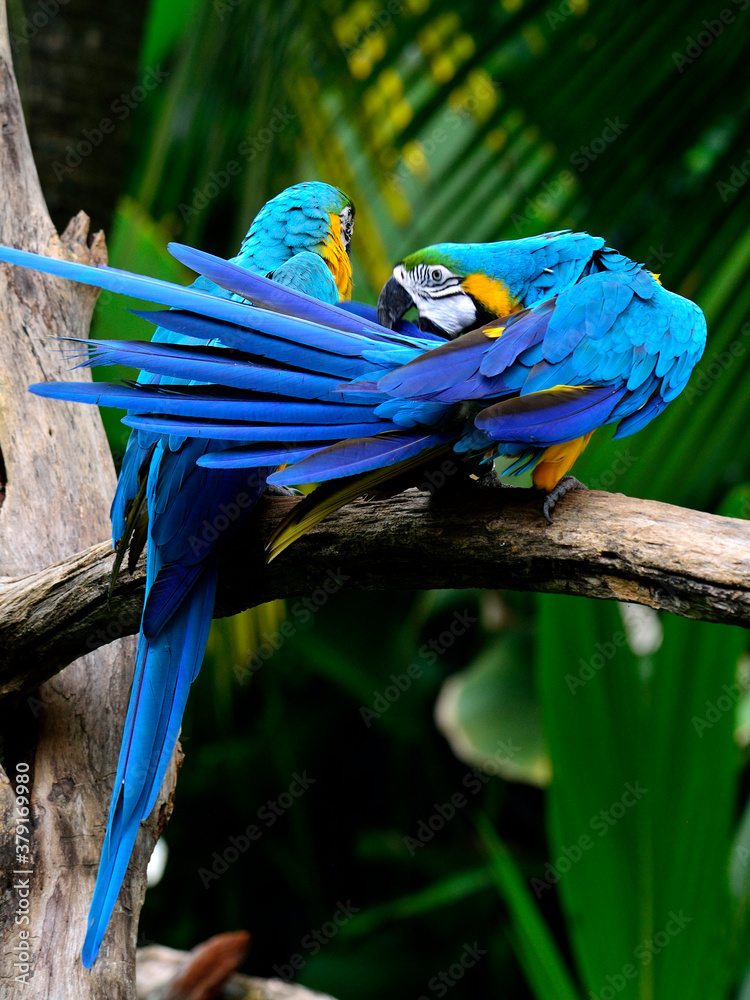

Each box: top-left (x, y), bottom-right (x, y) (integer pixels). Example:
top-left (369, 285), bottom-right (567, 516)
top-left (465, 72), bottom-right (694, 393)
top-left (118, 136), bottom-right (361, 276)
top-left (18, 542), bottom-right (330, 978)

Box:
top-left (377, 275), bottom-right (415, 329)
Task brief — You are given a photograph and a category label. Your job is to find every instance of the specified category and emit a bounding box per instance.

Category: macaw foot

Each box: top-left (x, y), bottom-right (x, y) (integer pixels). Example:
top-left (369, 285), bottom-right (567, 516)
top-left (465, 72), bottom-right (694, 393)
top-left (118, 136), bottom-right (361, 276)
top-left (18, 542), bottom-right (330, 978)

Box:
top-left (429, 460), bottom-right (514, 505)
top-left (474, 465), bottom-right (514, 490)
top-left (542, 476), bottom-right (588, 524)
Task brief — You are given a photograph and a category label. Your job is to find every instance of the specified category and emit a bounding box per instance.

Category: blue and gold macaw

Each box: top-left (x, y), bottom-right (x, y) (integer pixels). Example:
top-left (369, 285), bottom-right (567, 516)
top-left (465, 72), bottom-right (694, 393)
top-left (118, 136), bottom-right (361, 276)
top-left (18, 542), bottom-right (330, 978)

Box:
top-left (0, 233), bottom-right (705, 561)
top-left (370, 235), bottom-right (675, 513)
top-left (3, 182), bottom-right (355, 966)
top-left (376, 231), bottom-right (607, 337)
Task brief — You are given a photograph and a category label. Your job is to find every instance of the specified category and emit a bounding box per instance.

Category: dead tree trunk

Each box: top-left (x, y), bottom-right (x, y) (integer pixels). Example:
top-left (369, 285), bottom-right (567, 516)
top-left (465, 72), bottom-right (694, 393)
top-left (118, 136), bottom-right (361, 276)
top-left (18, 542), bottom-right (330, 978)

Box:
top-left (0, 4), bottom-right (172, 997)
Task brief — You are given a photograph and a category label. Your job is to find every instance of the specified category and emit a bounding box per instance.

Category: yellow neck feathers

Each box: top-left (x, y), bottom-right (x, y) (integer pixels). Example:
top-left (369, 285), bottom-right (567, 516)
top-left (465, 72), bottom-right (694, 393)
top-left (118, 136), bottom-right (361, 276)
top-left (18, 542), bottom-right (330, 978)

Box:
top-left (321, 213), bottom-right (353, 300)
top-left (462, 273), bottom-right (519, 319)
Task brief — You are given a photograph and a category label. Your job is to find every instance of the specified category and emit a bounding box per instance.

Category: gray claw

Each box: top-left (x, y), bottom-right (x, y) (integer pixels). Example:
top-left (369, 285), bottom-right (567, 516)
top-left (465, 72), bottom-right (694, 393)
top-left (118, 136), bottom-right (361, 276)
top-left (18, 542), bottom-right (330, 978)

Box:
top-left (475, 466), bottom-right (513, 490)
top-left (542, 476), bottom-right (588, 523)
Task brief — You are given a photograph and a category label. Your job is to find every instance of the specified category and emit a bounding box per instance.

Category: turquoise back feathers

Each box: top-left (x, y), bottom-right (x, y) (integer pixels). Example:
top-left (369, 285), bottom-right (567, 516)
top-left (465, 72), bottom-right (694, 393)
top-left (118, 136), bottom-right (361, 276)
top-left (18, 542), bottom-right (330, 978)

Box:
top-left (236, 181), bottom-right (353, 277)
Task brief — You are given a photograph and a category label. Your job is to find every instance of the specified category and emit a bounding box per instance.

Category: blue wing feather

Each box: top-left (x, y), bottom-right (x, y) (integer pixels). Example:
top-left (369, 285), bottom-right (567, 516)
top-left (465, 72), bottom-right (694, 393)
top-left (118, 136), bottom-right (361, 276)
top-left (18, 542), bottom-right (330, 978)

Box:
top-left (268, 430), bottom-right (455, 484)
top-left (197, 443), bottom-right (332, 469)
top-left (475, 385), bottom-right (627, 445)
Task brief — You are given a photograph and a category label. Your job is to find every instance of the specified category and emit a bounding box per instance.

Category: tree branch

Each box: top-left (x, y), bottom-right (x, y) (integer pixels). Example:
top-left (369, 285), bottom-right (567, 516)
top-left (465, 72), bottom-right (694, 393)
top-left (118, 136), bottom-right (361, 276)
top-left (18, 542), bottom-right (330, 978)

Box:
top-left (2, 485), bottom-right (749, 700)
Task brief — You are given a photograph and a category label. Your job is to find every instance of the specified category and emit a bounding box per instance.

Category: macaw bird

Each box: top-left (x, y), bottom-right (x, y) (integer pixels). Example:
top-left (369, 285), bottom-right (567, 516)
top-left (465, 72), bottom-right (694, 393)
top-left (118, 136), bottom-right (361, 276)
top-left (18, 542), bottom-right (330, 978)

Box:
top-left (370, 234), bottom-right (679, 515)
top-left (3, 181), bottom-right (355, 967)
top-left (376, 231), bottom-right (609, 337)
top-left (112, 181), bottom-right (354, 581)
top-left (0, 234), bottom-right (705, 564)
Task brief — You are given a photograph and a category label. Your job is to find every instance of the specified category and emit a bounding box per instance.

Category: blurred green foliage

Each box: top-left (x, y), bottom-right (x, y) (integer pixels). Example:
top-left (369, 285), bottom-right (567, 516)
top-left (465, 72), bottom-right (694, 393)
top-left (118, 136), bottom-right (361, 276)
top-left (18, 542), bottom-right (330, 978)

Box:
top-left (67, 0), bottom-right (750, 995)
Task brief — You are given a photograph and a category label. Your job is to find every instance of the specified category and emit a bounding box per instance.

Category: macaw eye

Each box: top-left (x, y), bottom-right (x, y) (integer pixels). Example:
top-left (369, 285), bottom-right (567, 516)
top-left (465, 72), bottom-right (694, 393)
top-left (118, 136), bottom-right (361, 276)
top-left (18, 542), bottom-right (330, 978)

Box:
top-left (431, 268), bottom-right (443, 281)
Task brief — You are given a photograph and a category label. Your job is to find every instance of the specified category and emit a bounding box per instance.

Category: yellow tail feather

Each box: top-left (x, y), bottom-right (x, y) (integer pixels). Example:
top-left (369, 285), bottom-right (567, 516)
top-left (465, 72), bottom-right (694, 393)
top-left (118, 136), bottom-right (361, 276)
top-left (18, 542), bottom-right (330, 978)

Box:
top-left (265, 444), bottom-right (451, 562)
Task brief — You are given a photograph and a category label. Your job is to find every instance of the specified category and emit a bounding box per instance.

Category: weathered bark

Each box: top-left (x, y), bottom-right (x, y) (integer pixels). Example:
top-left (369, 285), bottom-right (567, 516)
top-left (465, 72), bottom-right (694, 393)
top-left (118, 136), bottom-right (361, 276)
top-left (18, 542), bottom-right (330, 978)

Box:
top-left (0, 486), bottom-right (749, 702)
top-left (0, 5), bottom-right (172, 998)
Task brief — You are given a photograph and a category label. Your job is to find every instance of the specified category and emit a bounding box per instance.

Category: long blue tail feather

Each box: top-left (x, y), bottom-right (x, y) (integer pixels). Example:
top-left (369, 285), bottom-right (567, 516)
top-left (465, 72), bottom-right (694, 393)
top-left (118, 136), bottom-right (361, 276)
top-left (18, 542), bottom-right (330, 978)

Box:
top-left (68, 337), bottom-right (357, 399)
top-left (30, 382), bottom-right (388, 425)
top-left (131, 413), bottom-right (398, 440)
top-left (121, 409), bottom-right (389, 437)
top-left (82, 564), bottom-right (217, 968)
top-left (168, 242), bottom-right (437, 347)
top-left (129, 311), bottom-right (379, 378)
top-left (195, 442), bottom-right (331, 469)
top-left (0, 244), bottom-right (430, 359)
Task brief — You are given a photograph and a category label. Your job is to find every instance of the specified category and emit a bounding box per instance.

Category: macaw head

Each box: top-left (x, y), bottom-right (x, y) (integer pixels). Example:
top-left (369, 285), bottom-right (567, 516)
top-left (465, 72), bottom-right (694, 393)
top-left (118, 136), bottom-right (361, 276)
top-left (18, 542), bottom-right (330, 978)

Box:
top-left (377, 243), bottom-right (521, 338)
top-left (239, 181), bottom-right (355, 299)
top-left (378, 232), bottom-right (605, 337)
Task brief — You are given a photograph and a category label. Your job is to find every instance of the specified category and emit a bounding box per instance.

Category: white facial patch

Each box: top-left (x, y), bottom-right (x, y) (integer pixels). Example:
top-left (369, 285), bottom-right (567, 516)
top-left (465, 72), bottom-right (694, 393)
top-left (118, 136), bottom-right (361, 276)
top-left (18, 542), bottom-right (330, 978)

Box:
top-left (339, 206), bottom-right (354, 255)
top-left (394, 263), bottom-right (477, 336)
